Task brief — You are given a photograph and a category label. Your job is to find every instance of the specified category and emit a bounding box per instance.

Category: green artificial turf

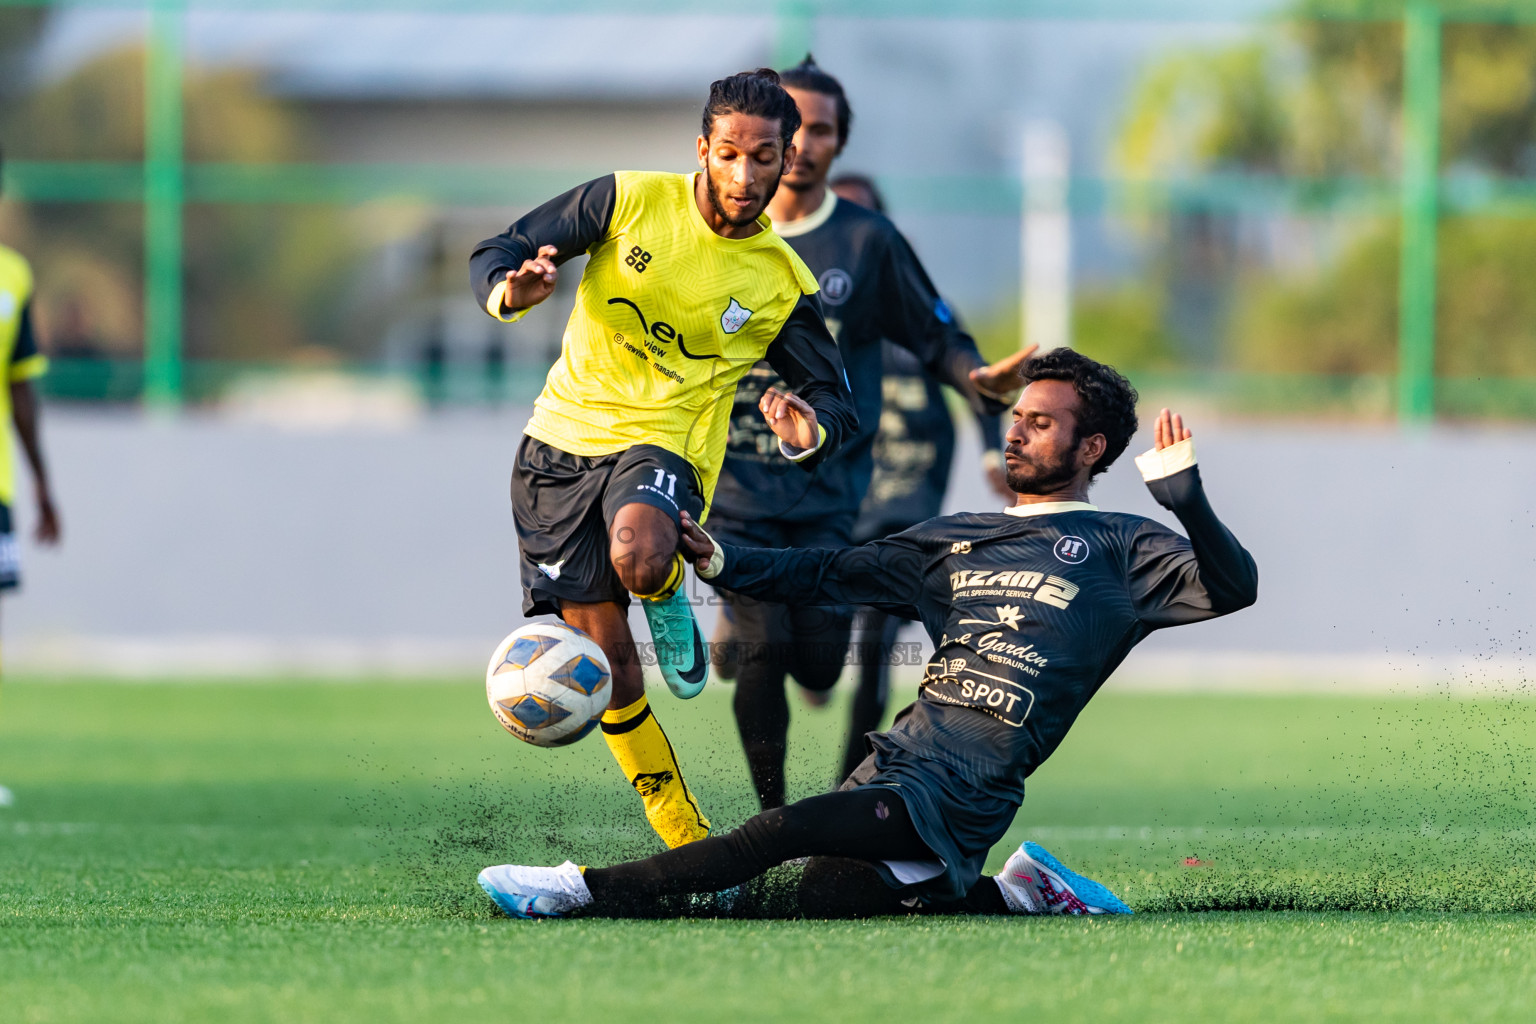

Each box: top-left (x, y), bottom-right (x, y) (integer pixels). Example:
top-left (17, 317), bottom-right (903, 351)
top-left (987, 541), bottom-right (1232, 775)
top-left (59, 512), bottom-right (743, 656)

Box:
top-left (2, 679), bottom-right (1535, 1022)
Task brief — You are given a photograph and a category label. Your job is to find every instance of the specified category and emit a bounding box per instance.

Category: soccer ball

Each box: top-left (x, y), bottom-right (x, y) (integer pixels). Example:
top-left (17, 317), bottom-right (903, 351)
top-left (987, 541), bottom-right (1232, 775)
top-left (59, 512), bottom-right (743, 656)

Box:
top-left (486, 622), bottom-right (611, 747)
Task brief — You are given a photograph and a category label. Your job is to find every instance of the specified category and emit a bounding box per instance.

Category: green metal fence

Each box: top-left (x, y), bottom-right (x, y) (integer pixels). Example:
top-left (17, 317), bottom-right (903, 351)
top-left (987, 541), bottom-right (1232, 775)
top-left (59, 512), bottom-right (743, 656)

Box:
top-left (6, 0), bottom-right (1536, 422)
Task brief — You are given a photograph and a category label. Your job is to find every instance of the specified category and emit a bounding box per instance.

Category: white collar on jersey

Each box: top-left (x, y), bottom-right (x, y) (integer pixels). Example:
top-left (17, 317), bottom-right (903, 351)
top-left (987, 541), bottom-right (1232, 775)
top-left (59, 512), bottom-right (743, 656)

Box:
top-left (771, 191), bottom-right (838, 238)
top-left (1003, 500), bottom-right (1098, 517)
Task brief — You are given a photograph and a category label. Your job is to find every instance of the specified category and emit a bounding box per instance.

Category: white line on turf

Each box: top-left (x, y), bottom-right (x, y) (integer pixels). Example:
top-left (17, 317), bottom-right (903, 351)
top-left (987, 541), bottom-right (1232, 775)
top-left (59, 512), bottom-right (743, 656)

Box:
top-left (1025, 825), bottom-right (1536, 841)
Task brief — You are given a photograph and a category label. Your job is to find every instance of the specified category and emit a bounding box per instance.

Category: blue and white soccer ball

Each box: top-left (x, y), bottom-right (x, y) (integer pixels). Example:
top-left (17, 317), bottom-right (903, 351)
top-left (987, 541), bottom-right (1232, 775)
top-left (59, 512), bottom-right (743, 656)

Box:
top-left (486, 622), bottom-right (611, 747)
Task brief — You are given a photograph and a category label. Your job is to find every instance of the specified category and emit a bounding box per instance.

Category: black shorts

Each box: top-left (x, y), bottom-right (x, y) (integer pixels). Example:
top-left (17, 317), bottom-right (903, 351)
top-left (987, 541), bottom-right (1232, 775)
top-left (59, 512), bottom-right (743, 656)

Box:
top-left (510, 436), bottom-right (705, 616)
top-left (0, 504), bottom-right (18, 591)
top-left (843, 733), bottom-right (1017, 904)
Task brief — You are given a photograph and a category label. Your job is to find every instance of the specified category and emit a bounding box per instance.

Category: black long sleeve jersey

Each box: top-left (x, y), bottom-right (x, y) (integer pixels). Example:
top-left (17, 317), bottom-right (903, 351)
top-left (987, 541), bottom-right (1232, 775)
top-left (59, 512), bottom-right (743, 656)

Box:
top-left (468, 172), bottom-right (857, 507)
top-left (707, 444), bottom-right (1258, 808)
top-left (710, 195), bottom-right (1007, 524)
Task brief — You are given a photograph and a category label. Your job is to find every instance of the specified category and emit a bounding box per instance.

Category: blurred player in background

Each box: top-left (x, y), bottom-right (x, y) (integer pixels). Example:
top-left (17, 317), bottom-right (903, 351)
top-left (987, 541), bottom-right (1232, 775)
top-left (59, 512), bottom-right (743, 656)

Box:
top-left (830, 172), bottom-right (1013, 786)
top-left (707, 58), bottom-right (1025, 811)
top-left (0, 146), bottom-right (63, 807)
top-left (478, 349), bottom-right (1259, 919)
top-left (468, 71), bottom-right (856, 849)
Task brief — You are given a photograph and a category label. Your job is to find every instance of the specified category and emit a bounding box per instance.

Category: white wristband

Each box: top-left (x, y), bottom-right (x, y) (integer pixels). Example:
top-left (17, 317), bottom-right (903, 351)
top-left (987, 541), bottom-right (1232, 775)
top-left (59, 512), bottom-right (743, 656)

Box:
top-left (695, 522), bottom-right (726, 580)
top-left (1134, 438), bottom-right (1198, 482)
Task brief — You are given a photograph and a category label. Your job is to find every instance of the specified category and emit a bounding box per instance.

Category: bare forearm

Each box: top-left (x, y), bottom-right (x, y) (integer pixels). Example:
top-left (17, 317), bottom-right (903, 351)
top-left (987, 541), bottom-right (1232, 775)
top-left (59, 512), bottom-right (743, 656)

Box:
top-left (10, 381), bottom-right (49, 495)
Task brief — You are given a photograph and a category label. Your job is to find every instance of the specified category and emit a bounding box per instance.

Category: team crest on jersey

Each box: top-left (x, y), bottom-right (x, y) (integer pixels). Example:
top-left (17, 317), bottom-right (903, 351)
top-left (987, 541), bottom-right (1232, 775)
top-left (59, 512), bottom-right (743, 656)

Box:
top-left (720, 297), bottom-right (753, 334)
top-left (818, 268), bottom-right (853, 306)
top-left (1053, 536), bottom-right (1089, 564)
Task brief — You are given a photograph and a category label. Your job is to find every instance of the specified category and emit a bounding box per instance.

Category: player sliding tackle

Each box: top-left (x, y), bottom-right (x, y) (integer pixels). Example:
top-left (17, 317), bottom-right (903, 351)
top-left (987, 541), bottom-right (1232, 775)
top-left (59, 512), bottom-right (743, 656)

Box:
top-left (478, 349), bottom-right (1259, 917)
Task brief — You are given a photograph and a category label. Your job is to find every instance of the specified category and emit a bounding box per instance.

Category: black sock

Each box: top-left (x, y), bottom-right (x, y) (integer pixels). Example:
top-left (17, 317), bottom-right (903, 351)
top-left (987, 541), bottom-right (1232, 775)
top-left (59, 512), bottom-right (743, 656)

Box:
top-left (841, 609), bottom-right (899, 783)
top-left (733, 655), bottom-right (789, 809)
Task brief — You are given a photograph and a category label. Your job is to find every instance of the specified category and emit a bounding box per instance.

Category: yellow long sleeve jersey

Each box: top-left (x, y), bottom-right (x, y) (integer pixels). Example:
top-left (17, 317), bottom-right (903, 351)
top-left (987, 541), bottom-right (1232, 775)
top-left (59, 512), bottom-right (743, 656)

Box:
top-left (470, 171), bottom-right (856, 509)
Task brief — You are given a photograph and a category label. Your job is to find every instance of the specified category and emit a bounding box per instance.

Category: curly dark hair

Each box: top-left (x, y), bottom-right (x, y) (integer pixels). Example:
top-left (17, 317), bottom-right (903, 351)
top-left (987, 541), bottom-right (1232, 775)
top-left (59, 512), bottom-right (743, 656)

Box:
top-left (780, 54), bottom-right (852, 149)
top-left (702, 68), bottom-right (802, 150)
top-left (1020, 348), bottom-right (1139, 478)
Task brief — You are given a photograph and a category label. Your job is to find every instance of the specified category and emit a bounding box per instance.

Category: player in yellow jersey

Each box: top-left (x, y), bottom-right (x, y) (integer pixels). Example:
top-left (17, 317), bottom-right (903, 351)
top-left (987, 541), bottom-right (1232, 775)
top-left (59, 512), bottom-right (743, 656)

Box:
top-left (469, 70), bottom-right (857, 848)
top-left (0, 148), bottom-right (63, 808)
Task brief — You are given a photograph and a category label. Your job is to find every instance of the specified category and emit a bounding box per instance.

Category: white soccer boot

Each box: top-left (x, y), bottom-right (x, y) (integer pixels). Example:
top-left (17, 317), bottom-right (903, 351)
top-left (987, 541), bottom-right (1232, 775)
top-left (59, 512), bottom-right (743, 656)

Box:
top-left (477, 861), bottom-right (592, 919)
top-left (994, 842), bottom-right (1133, 915)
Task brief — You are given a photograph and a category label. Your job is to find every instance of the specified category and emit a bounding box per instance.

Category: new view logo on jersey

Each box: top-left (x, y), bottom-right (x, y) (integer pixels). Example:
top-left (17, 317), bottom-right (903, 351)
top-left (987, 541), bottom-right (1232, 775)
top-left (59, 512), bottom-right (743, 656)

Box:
top-left (606, 295), bottom-right (757, 360)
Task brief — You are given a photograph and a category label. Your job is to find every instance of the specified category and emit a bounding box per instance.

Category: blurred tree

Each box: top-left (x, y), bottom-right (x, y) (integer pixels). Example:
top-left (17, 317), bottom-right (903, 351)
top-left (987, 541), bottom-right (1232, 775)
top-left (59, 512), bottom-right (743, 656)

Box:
top-left (0, 8), bottom-right (48, 100)
top-left (1117, 1), bottom-right (1536, 386)
top-left (0, 46), bottom-right (362, 371)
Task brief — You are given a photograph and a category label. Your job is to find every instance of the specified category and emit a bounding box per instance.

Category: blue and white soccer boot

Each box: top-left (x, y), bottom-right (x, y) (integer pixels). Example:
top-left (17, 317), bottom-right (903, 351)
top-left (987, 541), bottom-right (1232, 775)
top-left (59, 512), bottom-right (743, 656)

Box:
top-left (995, 842), bottom-right (1133, 915)
top-left (477, 861), bottom-right (593, 919)
top-left (641, 587), bottom-right (708, 699)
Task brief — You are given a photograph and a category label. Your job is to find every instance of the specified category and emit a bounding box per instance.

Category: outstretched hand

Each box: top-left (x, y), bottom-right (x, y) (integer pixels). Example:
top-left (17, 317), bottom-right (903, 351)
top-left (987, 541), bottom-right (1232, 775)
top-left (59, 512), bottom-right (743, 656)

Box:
top-left (968, 343), bottom-right (1039, 399)
top-left (760, 386), bottom-right (821, 452)
top-left (503, 244), bottom-right (560, 312)
top-left (1153, 407), bottom-right (1192, 451)
top-left (678, 511), bottom-right (716, 574)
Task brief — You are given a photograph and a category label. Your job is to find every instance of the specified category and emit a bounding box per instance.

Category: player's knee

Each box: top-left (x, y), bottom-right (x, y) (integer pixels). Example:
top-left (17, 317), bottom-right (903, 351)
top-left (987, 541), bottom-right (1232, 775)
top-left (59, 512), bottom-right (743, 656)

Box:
top-left (608, 531), bottom-right (674, 594)
top-left (787, 610), bottom-right (852, 690)
top-left (611, 552), bottom-right (671, 595)
top-left (609, 504), bottom-right (678, 595)
top-left (792, 659), bottom-right (843, 693)
top-left (789, 638), bottom-right (848, 691)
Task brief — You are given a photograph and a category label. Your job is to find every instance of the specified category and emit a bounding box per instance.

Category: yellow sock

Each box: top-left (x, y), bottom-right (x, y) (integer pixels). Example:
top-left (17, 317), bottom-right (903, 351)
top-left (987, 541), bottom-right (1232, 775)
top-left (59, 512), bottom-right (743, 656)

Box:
top-left (602, 694), bottom-right (710, 848)
top-left (634, 553), bottom-right (686, 602)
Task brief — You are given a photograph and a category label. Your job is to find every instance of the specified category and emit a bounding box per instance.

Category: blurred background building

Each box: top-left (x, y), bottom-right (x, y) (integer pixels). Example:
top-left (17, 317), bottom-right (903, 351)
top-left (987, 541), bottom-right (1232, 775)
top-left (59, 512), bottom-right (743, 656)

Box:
top-left (1, 0), bottom-right (1534, 684)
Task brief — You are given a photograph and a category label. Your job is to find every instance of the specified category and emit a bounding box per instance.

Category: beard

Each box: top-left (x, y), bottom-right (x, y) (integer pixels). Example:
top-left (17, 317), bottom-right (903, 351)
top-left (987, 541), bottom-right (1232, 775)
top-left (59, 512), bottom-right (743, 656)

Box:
top-left (706, 165), bottom-right (783, 227)
top-left (1003, 444), bottom-right (1079, 495)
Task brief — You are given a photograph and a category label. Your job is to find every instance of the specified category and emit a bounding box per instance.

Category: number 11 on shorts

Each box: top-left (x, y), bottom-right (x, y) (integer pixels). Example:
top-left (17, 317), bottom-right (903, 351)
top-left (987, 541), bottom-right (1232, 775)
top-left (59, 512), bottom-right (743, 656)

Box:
top-left (652, 468), bottom-right (677, 498)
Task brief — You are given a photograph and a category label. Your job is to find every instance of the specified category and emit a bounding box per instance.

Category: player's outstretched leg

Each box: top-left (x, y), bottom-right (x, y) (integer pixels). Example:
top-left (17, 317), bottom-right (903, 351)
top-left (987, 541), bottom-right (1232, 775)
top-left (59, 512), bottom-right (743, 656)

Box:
top-left (992, 842), bottom-right (1132, 915)
top-left (478, 788), bottom-right (936, 919)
